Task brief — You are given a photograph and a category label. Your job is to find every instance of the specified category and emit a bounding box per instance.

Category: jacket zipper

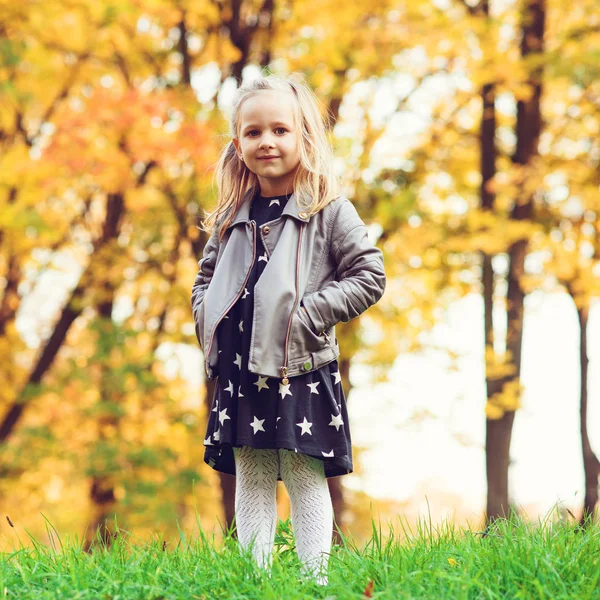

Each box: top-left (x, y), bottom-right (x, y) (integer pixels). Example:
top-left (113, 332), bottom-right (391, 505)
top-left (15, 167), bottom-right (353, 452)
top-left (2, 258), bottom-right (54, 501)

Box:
top-left (280, 223), bottom-right (305, 385)
top-left (204, 221), bottom-right (256, 377)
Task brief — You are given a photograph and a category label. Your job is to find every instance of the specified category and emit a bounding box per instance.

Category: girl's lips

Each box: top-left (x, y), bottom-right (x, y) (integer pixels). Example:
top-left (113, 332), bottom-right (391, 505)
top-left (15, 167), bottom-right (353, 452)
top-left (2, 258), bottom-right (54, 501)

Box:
top-left (258, 156), bottom-right (278, 160)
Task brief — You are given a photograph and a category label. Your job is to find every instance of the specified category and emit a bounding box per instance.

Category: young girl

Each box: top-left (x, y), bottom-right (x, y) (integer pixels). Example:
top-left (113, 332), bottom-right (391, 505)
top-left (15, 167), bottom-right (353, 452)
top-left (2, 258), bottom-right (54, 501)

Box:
top-left (191, 74), bottom-right (386, 585)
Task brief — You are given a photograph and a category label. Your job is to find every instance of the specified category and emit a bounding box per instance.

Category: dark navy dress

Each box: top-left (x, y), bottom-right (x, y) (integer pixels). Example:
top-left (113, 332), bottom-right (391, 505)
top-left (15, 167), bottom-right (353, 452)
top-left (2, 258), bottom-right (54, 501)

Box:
top-left (203, 192), bottom-right (353, 479)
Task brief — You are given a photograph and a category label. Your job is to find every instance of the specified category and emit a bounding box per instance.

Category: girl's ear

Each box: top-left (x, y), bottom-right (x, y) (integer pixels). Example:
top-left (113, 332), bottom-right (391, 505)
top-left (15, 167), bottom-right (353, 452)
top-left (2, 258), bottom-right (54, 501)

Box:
top-left (232, 138), bottom-right (242, 159)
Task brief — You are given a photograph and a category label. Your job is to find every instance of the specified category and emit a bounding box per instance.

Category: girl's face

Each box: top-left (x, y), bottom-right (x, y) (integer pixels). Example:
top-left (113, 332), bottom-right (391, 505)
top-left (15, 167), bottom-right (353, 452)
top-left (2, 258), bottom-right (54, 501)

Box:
top-left (233, 90), bottom-right (301, 197)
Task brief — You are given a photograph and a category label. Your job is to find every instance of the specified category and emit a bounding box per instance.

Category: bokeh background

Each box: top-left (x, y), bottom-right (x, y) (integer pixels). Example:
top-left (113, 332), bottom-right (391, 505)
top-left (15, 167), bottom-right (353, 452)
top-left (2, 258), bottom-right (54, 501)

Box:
top-left (1, 0), bottom-right (599, 549)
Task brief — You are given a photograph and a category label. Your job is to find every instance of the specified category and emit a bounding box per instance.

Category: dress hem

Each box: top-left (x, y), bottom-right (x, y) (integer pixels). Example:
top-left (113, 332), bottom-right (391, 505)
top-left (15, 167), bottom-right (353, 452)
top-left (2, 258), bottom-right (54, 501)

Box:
top-left (204, 441), bottom-right (353, 480)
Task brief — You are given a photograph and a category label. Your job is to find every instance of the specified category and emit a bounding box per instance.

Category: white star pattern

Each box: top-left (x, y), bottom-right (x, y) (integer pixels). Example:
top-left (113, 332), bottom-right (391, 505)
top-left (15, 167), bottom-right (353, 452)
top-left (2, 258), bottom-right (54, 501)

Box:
top-left (233, 354), bottom-right (242, 369)
top-left (238, 386), bottom-right (244, 398)
top-left (250, 416), bottom-right (266, 434)
top-left (219, 408), bottom-right (231, 426)
top-left (204, 436), bottom-right (214, 446)
top-left (212, 403), bottom-right (218, 413)
top-left (296, 417), bottom-right (313, 436)
top-left (224, 380), bottom-right (234, 396)
top-left (279, 383), bottom-right (292, 399)
top-left (258, 253), bottom-right (268, 263)
top-left (242, 287), bottom-right (250, 299)
top-left (307, 381), bottom-right (320, 394)
top-left (254, 375), bottom-right (270, 391)
top-left (213, 429), bottom-right (220, 441)
top-left (239, 319), bottom-right (244, 333)
top-left (321, 449), bottom-right (334, 457)
top-left (329, 413), bottom-right (344, 431)
top-left (269, 199), bottom-right (280, 207)
top-left (331, 371), bottom-right (342, 384)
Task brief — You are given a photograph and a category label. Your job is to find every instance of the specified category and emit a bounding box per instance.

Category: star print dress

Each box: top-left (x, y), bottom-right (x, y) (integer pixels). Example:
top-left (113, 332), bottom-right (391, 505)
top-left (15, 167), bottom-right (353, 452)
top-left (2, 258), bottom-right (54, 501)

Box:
top-left (203, 191), bottom-right (353, 479)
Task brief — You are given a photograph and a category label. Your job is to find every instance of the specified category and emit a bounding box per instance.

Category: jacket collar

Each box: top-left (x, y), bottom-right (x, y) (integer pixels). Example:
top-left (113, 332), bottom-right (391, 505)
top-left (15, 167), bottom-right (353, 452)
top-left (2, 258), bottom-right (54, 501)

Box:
top-left (226, 188), bottom-right (310, 230)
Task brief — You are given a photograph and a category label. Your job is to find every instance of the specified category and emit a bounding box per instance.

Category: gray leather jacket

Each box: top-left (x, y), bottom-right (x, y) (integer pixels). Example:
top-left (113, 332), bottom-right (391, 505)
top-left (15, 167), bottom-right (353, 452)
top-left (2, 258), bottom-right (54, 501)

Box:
top-left (191, 192), bottom-right (386, 382)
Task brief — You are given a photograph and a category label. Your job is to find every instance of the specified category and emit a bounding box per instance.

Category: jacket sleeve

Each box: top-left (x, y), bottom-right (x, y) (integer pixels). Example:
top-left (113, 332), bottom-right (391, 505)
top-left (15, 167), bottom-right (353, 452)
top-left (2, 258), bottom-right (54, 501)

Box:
top-left (191, 230), bottom-right (220, 347)
top-left (301, 199), bottom-right (386, 333)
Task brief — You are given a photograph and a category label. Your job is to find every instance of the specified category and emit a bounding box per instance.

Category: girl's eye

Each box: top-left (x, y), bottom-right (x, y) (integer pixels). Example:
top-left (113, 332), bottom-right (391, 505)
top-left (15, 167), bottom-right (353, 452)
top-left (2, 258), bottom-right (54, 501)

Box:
top-left (274, 127), bottom-right (287, 134)
top-left (247, 130), bottom-right (260, 137)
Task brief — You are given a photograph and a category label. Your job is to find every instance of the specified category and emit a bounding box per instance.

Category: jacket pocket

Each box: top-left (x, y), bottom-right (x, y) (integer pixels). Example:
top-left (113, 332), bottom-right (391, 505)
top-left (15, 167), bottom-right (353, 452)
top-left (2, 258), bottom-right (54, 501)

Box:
top-left (311, 345), bottom-right (338, 374)
top-left (289, 303), bottom-right (329, 357)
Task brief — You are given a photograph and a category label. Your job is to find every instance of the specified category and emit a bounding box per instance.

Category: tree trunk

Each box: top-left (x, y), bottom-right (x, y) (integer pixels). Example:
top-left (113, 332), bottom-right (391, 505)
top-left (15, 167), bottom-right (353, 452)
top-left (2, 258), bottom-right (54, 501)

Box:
top-left (486, 413), bottom-right (516, 520)
top-left (84, 349), bottom-right (121, 553)
top-left (0, 253), bottom-right (20, 337)
top-left (84, 396), bottom-right (120, 552)
top-left (226, 0), bottom-right (274, 83)
top-left (84, 321), bottom-right (120, 552)
top-left (485, 0), bottom-right (545, 523)
top-left (82, 194), bottom-right (126, 551)
top-left (218, 468), bottom-right (237, 535)
top-left (178, 15), bottom-right (192, 87)
top-left (84, 476), bottom-right (118, 551)
top-left (474, 0), bottom-right (512, 523)
top-left (486, 240), bottom-right (528, 521)
top-left (575, 303), bottom-right (600, 523)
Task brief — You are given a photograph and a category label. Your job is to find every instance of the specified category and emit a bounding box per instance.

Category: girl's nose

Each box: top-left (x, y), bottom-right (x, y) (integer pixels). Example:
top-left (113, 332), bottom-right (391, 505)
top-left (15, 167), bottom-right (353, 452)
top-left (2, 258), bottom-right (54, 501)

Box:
top-left (259, 136), bottom-right (275, 149)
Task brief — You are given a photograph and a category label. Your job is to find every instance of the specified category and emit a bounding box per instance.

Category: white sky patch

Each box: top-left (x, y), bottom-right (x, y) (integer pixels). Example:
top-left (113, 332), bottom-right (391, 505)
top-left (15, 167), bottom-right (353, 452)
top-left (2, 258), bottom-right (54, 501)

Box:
top-left (348, 292), bottom-right (600, 517)
top-left (191, 63), bottom-right (222, 104)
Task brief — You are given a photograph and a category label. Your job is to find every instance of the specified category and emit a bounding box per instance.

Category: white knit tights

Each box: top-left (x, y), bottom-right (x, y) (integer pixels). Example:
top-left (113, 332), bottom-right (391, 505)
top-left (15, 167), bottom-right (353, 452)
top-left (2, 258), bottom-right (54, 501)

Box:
top-left (232, 445), bottom-right (333, 584)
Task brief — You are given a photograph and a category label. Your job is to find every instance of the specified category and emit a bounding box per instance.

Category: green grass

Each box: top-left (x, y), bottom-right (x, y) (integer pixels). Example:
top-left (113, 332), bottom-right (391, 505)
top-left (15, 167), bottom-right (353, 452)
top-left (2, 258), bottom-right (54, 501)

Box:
top-left (1, 510), bottom-right (599, 599)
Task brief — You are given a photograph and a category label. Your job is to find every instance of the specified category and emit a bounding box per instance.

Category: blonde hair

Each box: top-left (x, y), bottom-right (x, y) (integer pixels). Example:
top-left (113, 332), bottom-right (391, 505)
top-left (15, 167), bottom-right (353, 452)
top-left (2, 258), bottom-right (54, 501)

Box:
top-left (202, 73), bottom-right (339, 239)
